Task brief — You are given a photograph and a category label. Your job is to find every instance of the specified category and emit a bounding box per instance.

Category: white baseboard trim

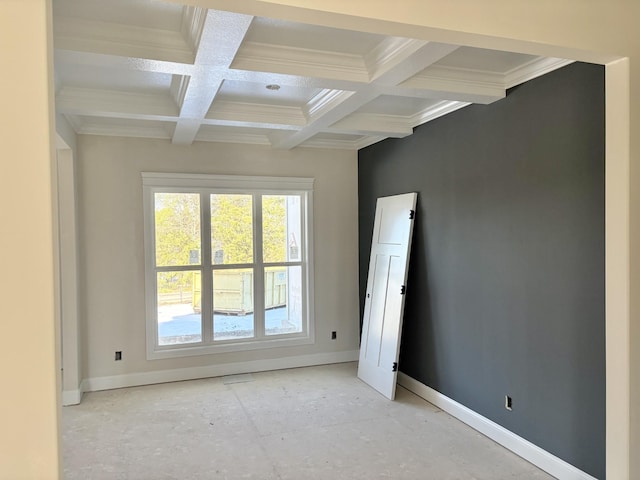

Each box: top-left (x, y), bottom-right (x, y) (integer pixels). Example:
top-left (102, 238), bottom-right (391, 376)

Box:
top-left (85, 350), bottom-right (359, 393)
top-left (397, 372), bottom-right (597, 480)
top-left (62, 389), bottom-right (81, 406)
top-left (62, 379), bottom-right (87, 406)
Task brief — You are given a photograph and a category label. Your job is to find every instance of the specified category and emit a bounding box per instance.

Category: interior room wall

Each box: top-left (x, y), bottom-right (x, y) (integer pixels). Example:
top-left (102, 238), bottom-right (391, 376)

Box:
top-left (0, 0), bottom-right (61, 477)
top-left (2, 1), bottom-right (637, 478)
top-left (358, 62), bottom-right (605, 478)
top-left (75, 136), bottom-right (360, 384)
top-left (213, 4), bottom-right (635, 474)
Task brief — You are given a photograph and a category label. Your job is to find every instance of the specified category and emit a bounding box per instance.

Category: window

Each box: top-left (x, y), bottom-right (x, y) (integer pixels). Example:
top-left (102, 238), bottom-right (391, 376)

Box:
top-left (142, 173), bottom-right (314, 359)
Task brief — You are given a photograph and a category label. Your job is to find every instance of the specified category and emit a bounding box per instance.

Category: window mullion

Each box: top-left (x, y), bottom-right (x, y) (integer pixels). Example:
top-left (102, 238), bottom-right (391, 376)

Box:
top-left (254, 194), bottom-right (265, 339)
top-left (201, 192), bottom-right (213, 343)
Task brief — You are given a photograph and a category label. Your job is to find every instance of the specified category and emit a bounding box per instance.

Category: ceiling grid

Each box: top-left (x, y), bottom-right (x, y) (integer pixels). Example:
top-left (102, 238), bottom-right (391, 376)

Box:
top-left (53, 0), bottom-right (572, 150)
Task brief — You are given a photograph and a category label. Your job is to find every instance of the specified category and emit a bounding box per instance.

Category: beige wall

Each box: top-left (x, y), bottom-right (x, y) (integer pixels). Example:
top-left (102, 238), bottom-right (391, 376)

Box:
top-left (76, 135), bottom-right (360, 380)
top-left (0, 0), bottom-right (60, 478)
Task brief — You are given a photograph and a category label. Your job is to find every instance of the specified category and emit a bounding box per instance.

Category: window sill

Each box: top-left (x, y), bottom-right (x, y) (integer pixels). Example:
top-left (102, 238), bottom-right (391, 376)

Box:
top-left (147, 333), bottom-right (315, 360)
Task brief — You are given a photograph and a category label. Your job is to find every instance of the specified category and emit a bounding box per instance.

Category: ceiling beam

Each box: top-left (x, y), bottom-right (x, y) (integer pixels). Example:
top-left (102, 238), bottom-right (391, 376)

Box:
top-left (52, 6), bottom-right (565, 149)
top-left (54, 49), bottom-right (197, 76)
top-left (56, 87), bottom-right (179, 120)
top-left (326, 112), bottom-right (413, 138)
top-left (367, 40), bottom-right (458, 85)
top-left (270, 90), bottom-right (379, 149)
top-left (206, 101), bottom-right (305, 128)
top-left (172, 10), bottom-right (254, 144)
top-left (271, 41), bottom-right (466, 149)
top-left (66, 115), bottom-right (173, 140)
top-left (53, 16), bottom-right (195, 64)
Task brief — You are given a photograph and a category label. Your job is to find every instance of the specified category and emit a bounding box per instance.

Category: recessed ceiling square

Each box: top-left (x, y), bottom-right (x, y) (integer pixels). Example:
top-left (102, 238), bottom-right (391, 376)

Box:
top-left (434, 47), bottom-right (538, 74)
top-left (245, 17), bottom-right (385, 55)
top-left (53, 0), bottom-right (183, 31)
top-left (217, 80), bottom-right (322, 107)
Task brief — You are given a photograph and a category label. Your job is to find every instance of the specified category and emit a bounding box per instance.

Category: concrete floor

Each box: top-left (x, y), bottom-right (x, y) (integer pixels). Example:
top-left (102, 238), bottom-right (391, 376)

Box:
top-left (62, 363), bottom-right (555, 479)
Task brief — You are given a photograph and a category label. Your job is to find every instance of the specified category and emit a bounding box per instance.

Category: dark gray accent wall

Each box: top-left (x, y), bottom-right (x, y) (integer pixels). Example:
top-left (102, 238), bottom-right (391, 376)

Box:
top-left (358, 62), bottom-right (605, 478)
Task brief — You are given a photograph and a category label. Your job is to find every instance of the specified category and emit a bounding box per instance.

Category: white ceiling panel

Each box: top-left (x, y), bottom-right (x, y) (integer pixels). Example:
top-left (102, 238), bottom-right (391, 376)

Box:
top-left (434, 46), bottom-right (539, 73)
top-left (52, 0), bottom-right (572, 150)
top-left (53, 0), bottom-right (183, 31)
top-left (217, 80), bottom-right (322, 107)
top-left (245, 17), bottom-right (385, 56)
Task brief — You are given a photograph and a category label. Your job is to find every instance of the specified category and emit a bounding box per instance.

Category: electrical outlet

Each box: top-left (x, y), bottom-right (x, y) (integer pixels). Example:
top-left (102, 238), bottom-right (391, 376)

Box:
top-left (331, 331), bottom-right (337, 340)
top-left (115, 351), bottom-right (122, 361)
top-left (505, 395), bottom-right (512, 411)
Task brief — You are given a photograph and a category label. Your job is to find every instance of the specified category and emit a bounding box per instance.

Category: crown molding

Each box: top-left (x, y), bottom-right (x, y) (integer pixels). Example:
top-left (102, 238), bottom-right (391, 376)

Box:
top-left (74, 120), bottom-right (172, 139)
top-left (328, 112), bottom-right (413, 137)
top-left (170, 75), bottom-right (190, 110)
top-left (207, 101), bottom-right (305, 127)
top-left (404, 56), bottom-right (572, 103)
top-left (400, 68), bottom-right (506, 104)
top-left (180, 6), bottom-right (207, 52)
top-left (301, 136), bottom-right (363, 150)
top-left (354, 135), bottom-right (387, 150)
top-left (54, 17), bottom-right (194, 64)
top-left (56, 87), bottom-right (179, 119)
top-left (329, 101), bottom-right (470, 138)
top-left (194, 129), bottom-right (271, 146)
top-left (365, 37), bottom-right (428, 80)
top-left (411, 100), bottom-right (471, 125)
top-left (306, 89), bottom-right (355, 121)
top-left (504, 57), bottom-right (574, 89)
top-left (415, 64), bottom-right (504, 85)
top-left (232, 41), bottom-right (369, 83)
top-left (300, 133), bottom-right (386, 150)
top-left (63, 114), bottom-right (85, 133)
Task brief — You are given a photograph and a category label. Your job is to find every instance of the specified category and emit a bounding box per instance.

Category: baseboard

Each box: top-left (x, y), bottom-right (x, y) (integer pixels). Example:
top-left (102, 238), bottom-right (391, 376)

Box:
top-left (397, 372), bottom-right (597, 480)
top-left (84, 350), bottom-right (359, 393)
top-left (62, 389), bottom-right (81, 406)
top-left (62, 379), bottom-right (87, 406)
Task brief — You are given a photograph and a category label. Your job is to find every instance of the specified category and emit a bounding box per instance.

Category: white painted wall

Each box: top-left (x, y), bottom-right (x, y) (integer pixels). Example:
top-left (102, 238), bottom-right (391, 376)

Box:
top-left (56, 147), bottom-right (82, 405)
top-left (76, 135), bottom-right (360, 382)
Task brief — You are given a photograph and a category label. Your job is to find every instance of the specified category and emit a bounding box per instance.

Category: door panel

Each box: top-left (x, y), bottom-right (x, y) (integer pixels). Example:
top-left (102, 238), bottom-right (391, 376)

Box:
top-left (358, 193), bottom-right (417, 400)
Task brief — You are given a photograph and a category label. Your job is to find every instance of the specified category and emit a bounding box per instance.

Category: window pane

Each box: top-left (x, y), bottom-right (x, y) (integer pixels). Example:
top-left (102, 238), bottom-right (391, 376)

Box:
top-left (154, 193), bottom-right (201, 267)
top-left (265, 266), bottom-right (303, 335)
top-left (263, 195), bottom-right (301, 263)
top-left (213, 269), bottom-right (254, 340)
top-left (211, 194), bottom-right (253, 265)
top-left (157, 271), bottom-right (201, 345)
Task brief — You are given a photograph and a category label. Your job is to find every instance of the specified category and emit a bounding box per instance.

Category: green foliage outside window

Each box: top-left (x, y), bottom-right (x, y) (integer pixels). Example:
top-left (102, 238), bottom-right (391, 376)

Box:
top-left (155, 193), bottom-right (287, 294)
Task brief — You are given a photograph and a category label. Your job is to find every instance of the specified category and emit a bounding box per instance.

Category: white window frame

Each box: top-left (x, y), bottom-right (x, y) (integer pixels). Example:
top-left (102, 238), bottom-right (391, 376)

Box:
top-left (142, 173), bottom-right (315, 360)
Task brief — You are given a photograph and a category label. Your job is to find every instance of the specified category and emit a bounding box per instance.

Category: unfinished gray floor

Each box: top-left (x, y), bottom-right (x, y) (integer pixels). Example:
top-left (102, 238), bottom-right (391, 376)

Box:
top-left (63, 363), bottom-right (555, 479)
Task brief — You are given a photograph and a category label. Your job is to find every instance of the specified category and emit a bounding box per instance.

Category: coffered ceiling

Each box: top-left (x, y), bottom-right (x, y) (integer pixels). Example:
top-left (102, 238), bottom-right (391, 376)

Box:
top-left (53, 0), bottom-right (572, 150)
